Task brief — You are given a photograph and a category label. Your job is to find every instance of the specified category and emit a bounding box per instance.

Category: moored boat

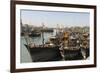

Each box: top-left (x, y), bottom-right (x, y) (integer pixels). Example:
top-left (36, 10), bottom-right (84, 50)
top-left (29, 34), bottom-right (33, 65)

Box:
top-left (28, 32), bottom-right (41, 37)
top-left (24, 44), bottom-right (62, 62)
top-left (63, 47), bottom-right (83, 60)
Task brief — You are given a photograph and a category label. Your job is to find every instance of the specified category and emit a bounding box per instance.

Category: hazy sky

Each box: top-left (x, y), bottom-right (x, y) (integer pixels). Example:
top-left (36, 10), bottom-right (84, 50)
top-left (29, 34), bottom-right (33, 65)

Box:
top-left (21, 10), bottom-right (90, 28)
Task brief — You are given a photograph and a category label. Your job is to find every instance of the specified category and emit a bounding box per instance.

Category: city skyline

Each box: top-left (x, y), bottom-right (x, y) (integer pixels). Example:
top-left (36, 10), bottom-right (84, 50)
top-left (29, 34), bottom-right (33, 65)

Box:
top-left (21, 10), bottom-right (90, 28)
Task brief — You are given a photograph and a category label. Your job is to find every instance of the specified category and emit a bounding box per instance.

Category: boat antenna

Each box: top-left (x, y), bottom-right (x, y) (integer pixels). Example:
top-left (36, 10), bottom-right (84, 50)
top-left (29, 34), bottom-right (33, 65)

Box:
top-left (24, 24), bottom-right (30, 45)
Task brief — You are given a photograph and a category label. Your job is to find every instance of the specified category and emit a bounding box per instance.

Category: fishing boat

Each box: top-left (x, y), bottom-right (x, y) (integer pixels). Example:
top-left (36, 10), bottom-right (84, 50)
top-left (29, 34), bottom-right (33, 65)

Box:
top-left (58, 31), bottom-right (84, 60)
top-left (24, 24), bottom-right (62, 62)
top-left (80, 33), bottom-right (90, 59)
top-left (28, 31), bottom-right (41, 37)
top-left (24, 44), bottom-right (62, 62)
top-left (63, 47), bottom-right (83, 60)
top-left (63, 32), bottom-right (89, 60)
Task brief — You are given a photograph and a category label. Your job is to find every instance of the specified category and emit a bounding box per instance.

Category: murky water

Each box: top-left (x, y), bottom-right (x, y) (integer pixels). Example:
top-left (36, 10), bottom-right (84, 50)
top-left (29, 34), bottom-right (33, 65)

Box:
top-left (20, 37), bottom-right (32, 63)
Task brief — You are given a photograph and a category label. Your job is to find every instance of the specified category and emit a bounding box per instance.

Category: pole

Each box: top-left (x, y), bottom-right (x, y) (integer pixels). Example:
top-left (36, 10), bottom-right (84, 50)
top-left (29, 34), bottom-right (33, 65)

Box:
top-left (41, 22), bottom-right (45, 47)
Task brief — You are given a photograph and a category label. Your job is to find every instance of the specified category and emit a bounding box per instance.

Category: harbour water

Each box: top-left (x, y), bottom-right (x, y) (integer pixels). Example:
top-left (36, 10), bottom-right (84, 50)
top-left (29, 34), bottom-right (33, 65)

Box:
top-left (31, 32), bottom-right (53, 45)
top-left (21, 37), bottom-right (32, 63)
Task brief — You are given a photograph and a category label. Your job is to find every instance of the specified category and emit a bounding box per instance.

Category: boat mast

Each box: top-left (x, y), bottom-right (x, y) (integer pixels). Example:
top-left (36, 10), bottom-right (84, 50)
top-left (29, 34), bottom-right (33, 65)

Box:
top-left (41, 22), bottom-right (45, 47)
top-left (24, 24), bottom-right (30, 46)
top-left (58, 24), bottom-right (66, 60)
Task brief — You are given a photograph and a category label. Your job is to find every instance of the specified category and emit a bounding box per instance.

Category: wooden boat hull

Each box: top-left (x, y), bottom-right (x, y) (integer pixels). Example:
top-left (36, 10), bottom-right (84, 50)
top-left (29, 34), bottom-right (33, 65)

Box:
top-left (64, 49), bottom-right (83, 60)
top-left (29, 33), bottom-right (41, 37)
top-left (64, 48), bottom-right (89, 60)
top-left (24, 44), bottom-right (62, 62)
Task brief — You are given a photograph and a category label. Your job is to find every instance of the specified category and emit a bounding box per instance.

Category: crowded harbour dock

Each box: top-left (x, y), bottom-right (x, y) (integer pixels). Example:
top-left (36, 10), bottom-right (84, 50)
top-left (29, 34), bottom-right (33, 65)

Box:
top-left (21, 23), bottom-right (90, 62)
